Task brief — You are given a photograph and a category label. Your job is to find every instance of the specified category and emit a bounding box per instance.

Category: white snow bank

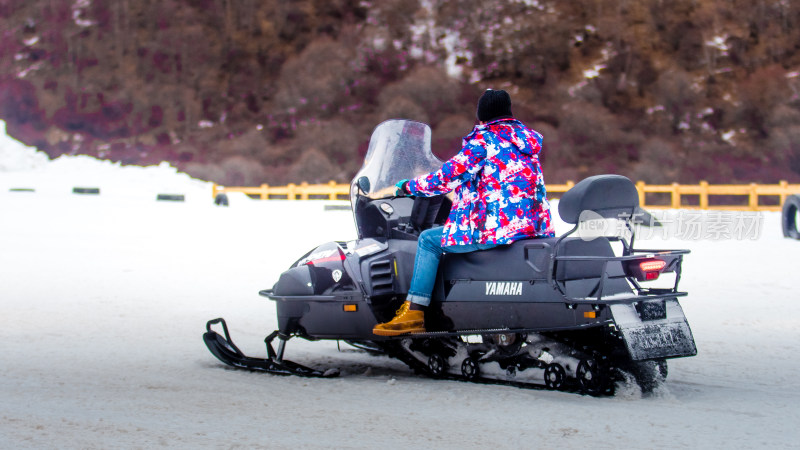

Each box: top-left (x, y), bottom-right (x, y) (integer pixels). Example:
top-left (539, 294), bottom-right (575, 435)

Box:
top-left (0, 120), bottom-right (49, 171)
top-left (0, 120), bottom-right (211, 201)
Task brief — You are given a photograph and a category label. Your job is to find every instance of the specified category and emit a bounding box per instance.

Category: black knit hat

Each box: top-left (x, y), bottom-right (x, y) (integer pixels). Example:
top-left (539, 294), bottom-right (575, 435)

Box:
top-left (476, 89), bottom-right (513, 122)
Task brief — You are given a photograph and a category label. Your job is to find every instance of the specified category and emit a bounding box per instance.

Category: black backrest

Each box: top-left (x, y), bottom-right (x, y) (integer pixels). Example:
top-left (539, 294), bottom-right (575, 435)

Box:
top-left (558, 175), bottom-right (639, 224)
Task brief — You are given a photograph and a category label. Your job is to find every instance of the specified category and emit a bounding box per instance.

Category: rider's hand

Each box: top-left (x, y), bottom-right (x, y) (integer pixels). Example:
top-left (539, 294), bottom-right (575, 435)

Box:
top-left (395, 179), bottom-right (410, 196)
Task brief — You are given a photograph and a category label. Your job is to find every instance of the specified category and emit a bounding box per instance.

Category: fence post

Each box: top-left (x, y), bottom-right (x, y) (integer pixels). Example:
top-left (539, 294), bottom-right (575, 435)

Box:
top-left (749, 183), bottom-right (758, 210)
top-left (780, 180), bottom-right (788, 206)
top-left (212, 183), bottom-right (219, 198)
top-left (636, 181), bottom-right (646, 208)
top-left (566, 181), bottom-right (574, 192)
top-left (671, 183), bottom-right (681, 209)
top-left (287, 183), bottom-right (296, 200)
top-left (260, 184), bottom-right (269, 200)
top-left (699, 181), bottom-right (709, 209)
top-left (328, 180), bottom-right (337, 200)
top-left (299, 182), bottom-right (309, 200)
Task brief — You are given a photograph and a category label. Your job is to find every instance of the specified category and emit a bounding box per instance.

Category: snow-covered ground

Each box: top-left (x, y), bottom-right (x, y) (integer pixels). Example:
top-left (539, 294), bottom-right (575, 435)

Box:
top-left (2, 122), bottom-right (800, 448)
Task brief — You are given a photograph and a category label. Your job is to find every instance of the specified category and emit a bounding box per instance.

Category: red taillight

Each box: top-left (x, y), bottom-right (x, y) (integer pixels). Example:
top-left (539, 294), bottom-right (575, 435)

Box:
top-left (640, 260), bottom-right (666, 281)
top-left (625, 259), bottom-right (667, 281)
top-left (640, 260), bottom-right (666, 272)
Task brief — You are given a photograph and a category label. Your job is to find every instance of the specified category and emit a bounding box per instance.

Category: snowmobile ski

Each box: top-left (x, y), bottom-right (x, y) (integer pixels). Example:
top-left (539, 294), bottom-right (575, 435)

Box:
top-left (203, 318), bottom-right (338, 378)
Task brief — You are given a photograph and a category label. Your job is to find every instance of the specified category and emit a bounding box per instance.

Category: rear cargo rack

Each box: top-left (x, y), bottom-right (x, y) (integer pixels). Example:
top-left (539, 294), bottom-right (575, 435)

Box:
top-left (551, 250), bottom-right (689, 303)
top-left (549, 219), bottom-right (690, 303)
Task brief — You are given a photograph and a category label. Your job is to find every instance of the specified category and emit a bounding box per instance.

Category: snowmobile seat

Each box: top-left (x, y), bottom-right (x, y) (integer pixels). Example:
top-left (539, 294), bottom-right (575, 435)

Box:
top-left (440, 235), bottom-right (630, 299)
top-left (442, 236), bottom-right (624, 284)
top-left (441, 175), bottom-right (637, 294)
top-left (441, 236), bottom-right (558, 282)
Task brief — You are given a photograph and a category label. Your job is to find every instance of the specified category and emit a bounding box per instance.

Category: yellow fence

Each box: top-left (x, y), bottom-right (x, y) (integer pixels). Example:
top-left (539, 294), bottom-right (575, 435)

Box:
top-left (212, 181), bottom-right (800, 211)
top-left (213, 181), bottom-right (351, 201)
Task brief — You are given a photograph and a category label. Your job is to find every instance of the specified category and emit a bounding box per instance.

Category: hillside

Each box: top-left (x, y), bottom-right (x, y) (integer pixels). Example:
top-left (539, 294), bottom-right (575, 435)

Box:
top-left (2, 0), bottom-right (800, 185)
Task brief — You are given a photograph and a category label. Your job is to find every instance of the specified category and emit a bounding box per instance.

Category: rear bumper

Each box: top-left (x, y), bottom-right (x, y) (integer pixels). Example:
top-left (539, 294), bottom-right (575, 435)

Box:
top-left (610, 299), bottom-right (697, 361)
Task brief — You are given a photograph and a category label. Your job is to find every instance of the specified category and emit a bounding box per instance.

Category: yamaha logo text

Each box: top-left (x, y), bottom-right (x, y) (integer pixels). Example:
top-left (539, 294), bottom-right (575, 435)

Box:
top-left (485, 282), bottom-right (523, 296)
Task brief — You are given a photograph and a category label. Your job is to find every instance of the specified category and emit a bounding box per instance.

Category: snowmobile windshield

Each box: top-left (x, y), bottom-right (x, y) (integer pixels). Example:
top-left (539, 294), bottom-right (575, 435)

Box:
top-left (350, 120), bottom-right (442, 205)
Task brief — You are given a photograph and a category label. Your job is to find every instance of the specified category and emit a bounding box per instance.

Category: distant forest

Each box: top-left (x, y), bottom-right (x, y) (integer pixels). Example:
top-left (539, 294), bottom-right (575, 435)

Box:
top-left (2, 0), bottom-right (800, 185)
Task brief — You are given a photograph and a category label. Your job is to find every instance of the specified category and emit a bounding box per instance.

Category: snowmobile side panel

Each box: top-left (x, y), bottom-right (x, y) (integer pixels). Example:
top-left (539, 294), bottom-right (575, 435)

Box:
top-left (301, 294), bottom-right (376, 339)
top-left (441, 238), bottom-right (558, 282)
top-left (610, 299), bottom-right (697, 361)
top-left (270, 293), bottom-right (374, 338)
top-left (359, 239), bottom-right (418, 298)
top-left (275, 298), bottom-right (309, 335)
top-left (431, 300), bottom-right (612, 331)
top-left (442, 278), bottom-right (555, 302)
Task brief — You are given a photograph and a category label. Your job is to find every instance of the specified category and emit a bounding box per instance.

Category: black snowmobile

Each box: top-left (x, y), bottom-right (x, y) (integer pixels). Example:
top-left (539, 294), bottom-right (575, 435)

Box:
top-left (204, 119), bottom-right (696, 395)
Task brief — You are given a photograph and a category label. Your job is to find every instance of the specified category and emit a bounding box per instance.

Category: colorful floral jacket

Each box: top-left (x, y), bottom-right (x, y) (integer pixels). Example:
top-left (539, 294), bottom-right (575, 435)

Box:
top-left (408, 118), bottom-right (554, 247)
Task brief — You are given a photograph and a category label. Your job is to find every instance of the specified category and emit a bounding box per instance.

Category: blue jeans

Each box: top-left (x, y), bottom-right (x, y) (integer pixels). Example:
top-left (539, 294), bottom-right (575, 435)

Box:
top-left (406, 226), bottom-right (498, 307)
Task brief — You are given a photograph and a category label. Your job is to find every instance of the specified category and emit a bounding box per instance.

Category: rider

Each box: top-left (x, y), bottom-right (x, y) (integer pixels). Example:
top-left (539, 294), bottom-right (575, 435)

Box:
top-left (373, 89), bottom-right (555, 336)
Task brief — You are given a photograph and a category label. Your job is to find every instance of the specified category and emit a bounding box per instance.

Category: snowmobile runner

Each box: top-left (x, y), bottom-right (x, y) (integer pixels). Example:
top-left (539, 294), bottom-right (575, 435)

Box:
top-left (204, 119), bottom-right (696, 395)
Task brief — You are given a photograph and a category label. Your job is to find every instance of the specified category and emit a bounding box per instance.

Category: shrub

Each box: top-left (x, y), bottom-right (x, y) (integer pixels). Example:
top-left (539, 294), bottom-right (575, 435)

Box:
top-left (377, 67), bottom-right (460, 126)
top-left (291, 119), bottom-right (362, 165)
top-left (628, 138), bottom-right (679, 184)
top-left (737, 65), bottom-right (790, 137)
top-left (558, 101), bottom-right (632, 165)
top-left (653, 69), bottom-right (695, 133)
top-left (219, 155), bottom-right (266, 186)
top-left (768, 125), bottom-right (800, 174)
top-left (286, 148), bottom-right (339, 183)
top-left (272, 39), bottom-right (356, 119)
top-left (183, 162), bottom-right (226, 184)
top-left (377, 96), bottom-right (429, 125)
top-left (224, 128), bottom-right (271, 159)
top-left (432, 113), bottom-right (475, 159)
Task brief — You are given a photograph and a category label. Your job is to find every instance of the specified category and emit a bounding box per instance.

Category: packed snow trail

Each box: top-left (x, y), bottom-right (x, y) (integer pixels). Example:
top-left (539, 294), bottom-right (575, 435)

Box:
top-left (2, 190), bottom-right (799, 448)
top-left (1, 124), bottom-right (800, 448)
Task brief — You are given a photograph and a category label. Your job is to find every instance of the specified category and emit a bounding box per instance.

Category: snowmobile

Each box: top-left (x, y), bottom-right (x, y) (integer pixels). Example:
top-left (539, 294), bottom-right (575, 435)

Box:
top-left (204, 119), bottom-right (696, 395)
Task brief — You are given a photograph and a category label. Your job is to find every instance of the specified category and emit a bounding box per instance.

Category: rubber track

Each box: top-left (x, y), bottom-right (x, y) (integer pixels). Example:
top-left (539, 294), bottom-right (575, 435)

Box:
top-left (378, 339), bottom-right (614, 396)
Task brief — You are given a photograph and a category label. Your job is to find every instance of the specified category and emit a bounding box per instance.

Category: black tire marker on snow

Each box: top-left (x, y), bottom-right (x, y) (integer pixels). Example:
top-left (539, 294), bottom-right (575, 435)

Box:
top-left (782, 194), bottom-right (800, 239)
top-left (156, 194), bottom-right (185, 202)
top-left (73, 187), bottom-right (100, 195)
top-left (214, 193), bottom-right (229, 206)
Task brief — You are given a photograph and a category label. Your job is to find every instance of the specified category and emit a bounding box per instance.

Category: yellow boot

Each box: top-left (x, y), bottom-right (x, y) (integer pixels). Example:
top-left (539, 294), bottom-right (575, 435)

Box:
top-left (373, 301), bottom-right (425, 336)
